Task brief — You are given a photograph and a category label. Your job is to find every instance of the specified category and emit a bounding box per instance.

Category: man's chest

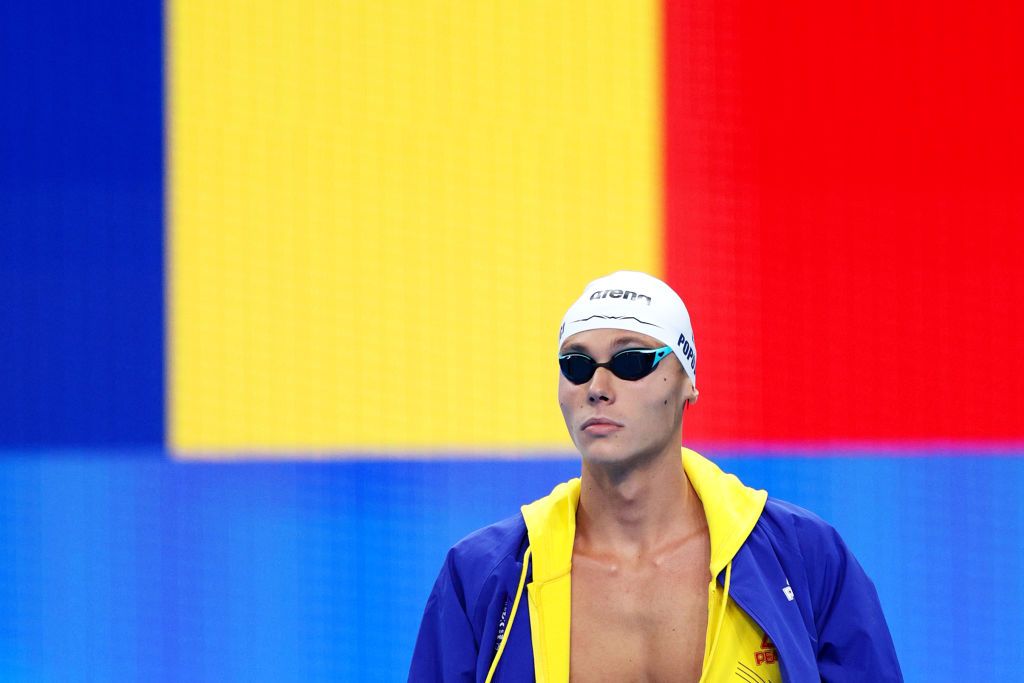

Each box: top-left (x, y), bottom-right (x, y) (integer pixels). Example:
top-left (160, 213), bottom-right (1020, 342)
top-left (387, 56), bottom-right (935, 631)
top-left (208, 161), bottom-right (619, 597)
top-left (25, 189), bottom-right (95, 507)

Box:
top-left (568, 553), bottom-right (711, 682)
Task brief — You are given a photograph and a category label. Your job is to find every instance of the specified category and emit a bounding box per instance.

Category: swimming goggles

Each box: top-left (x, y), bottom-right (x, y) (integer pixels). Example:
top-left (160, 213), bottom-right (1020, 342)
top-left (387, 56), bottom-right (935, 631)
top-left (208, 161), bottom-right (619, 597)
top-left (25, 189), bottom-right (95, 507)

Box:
top-left (558, 346), bottom-right (673, 385)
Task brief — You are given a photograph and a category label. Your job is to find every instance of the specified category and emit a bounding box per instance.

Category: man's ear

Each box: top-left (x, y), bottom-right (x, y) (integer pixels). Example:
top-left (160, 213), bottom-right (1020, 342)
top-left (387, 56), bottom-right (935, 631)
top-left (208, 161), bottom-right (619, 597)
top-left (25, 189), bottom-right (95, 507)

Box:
top-left (682, 377), bottom-right (699, 406)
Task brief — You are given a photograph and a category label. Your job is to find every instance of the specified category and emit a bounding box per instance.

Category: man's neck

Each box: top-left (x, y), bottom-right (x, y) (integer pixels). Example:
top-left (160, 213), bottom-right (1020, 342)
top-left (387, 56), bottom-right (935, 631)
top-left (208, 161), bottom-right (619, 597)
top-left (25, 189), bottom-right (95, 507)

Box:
top-left (575, 443), bottom-right (706, 559)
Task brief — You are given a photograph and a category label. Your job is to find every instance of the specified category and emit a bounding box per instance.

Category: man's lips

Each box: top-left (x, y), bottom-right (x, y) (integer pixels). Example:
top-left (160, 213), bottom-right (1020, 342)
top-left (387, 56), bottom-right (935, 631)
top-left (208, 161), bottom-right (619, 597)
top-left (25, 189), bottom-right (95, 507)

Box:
top-left (581, 417), bottom-right (624, 434)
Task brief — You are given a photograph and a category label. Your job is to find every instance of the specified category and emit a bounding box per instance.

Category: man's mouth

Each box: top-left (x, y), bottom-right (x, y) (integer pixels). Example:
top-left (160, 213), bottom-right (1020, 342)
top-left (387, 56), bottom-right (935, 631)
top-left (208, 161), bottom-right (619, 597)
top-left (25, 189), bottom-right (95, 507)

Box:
top-left (581, 417), bottom-right (623, 434)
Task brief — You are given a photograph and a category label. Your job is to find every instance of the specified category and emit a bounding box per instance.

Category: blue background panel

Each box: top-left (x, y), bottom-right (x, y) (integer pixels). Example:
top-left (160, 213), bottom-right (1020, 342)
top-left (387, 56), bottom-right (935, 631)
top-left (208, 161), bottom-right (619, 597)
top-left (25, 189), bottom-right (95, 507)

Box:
top-left (0, 0), bottom-right (164, 446)
top-left (0, 450), bottom-right (1018, 682)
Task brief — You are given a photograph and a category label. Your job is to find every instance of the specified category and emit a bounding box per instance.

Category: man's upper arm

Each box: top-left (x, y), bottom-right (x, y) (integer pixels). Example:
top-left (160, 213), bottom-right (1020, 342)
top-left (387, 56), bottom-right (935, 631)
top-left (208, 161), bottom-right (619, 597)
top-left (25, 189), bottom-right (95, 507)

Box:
top-left (408, 551), bottom-right (479, 682)
top-left (809, 524), bottom-right (903, 683)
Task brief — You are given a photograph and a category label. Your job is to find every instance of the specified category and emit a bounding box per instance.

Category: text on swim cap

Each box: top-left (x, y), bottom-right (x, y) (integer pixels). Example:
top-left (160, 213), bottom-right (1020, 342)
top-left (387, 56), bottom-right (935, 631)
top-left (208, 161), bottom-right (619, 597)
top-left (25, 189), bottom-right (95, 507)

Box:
top-left (589, 289), bottom-right (652, 304)
top-left (677, 334), bottom-right (696, 371)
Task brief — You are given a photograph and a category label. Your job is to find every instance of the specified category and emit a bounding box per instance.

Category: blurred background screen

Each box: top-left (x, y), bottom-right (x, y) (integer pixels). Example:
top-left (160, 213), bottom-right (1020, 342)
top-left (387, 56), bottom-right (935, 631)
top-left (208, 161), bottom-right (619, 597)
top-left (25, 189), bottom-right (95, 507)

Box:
top-left (1, 0), bottom-right (1022, 680)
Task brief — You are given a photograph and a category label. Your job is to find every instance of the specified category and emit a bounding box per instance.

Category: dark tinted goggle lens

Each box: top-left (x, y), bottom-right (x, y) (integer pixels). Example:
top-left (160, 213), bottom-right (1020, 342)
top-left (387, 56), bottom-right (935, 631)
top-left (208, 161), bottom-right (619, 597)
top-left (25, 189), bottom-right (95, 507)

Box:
top-left (559, 354), bottom-right (600, 384)
top-left (558, 347), bottom-right (671, 385)
top-left (610, 349), bottom-right (657, 380)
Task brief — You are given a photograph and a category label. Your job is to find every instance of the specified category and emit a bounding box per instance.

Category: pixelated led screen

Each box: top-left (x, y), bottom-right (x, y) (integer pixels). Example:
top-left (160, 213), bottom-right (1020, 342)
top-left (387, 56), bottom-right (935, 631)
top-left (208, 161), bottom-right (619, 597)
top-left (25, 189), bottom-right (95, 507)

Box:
top-left (1, 1), bottom-right (1022, 680)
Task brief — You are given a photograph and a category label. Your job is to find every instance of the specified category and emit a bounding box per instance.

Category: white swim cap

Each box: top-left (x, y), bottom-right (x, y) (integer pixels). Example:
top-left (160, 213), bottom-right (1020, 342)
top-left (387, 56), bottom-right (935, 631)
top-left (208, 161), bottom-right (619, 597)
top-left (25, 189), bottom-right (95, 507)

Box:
top-left (559, 271), bottom-right (697, 389)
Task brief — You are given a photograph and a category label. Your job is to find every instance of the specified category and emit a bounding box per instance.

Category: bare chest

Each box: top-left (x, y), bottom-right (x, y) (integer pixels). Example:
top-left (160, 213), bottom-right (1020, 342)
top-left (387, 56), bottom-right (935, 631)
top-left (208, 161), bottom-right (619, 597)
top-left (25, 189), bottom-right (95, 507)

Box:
top-left (569, 544), bottom-right (711, 683)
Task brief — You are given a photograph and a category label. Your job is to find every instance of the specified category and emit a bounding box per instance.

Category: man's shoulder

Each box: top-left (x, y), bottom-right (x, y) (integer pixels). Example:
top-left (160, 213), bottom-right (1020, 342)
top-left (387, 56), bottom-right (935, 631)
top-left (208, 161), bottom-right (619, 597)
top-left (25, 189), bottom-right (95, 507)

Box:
top-left (449, 512), bottom-right (527, 561)
top-left (762, 496), bottom-right (833, 529)
top-left (444, 512), bottom-right (529, 592)
top-left (757, 496), bottom-right (848, 558)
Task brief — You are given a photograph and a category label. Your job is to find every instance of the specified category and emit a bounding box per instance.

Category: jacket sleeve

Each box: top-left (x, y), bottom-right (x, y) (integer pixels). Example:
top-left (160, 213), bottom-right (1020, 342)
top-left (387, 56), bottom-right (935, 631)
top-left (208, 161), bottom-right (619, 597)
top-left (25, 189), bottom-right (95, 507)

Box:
top-left (408, 550), bottom-right (480, 682)
top-left (812, 526), bottom-right (903, 683)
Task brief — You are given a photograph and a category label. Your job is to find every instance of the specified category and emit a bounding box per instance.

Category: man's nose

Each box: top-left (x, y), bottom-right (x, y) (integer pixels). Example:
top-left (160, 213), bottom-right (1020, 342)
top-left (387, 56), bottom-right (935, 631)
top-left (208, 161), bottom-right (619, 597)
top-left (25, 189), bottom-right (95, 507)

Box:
top-left (587, 367), bottom-right (615, 403)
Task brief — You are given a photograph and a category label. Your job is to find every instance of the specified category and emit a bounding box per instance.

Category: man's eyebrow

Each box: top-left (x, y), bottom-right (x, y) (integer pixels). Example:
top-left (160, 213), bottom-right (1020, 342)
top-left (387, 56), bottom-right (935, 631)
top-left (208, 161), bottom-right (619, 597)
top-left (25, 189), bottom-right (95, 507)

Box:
top-left (560, 335), bottom-right (655, 355)
top-left (610, 335), bottom-right (654, 348)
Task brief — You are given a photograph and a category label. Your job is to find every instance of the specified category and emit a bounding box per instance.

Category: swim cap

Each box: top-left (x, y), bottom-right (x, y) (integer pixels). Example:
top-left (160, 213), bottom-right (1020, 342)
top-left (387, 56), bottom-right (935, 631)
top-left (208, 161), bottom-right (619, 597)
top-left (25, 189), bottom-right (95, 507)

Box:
top-left (558, 271), bottom-right (697, 389)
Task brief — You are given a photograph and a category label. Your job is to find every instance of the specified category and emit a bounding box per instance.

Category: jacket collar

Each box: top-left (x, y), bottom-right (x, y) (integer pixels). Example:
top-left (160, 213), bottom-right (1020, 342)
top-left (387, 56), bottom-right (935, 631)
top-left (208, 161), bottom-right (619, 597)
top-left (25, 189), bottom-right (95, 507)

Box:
top-left (518, 448), bottom-right (767, 681)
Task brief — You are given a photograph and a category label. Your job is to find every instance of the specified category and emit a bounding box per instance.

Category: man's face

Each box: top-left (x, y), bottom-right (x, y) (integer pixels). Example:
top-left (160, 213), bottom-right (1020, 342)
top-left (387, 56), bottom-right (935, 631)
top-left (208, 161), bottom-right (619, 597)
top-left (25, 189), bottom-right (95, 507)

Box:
top-left (557, 328), bottom-right (694, 466)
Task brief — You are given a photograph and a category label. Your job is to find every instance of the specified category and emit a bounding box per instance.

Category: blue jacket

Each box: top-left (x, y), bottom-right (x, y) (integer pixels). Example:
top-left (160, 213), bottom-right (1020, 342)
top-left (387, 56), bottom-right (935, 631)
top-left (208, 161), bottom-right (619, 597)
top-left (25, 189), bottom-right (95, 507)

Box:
top-left (410, 449), bottom-right (902, 682)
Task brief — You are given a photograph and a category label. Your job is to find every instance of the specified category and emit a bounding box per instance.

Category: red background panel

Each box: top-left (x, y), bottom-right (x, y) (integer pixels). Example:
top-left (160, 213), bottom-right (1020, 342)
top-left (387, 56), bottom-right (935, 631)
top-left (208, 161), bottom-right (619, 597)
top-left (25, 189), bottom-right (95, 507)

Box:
top-left (663, 1), bottom-right (1024, 441)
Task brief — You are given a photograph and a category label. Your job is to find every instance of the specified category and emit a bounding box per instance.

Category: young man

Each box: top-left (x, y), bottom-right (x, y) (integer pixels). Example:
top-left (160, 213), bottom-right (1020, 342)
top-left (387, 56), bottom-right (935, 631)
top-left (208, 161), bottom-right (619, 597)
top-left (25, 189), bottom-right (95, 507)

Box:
top-left (410, 271), bottom-right (902, 682)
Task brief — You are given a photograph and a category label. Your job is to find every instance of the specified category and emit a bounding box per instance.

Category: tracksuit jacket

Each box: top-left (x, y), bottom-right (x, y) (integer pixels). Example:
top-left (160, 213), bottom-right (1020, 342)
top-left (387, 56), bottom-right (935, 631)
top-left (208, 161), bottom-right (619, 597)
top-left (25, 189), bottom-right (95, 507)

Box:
top-left (410, 448), bottom-right (903, 682)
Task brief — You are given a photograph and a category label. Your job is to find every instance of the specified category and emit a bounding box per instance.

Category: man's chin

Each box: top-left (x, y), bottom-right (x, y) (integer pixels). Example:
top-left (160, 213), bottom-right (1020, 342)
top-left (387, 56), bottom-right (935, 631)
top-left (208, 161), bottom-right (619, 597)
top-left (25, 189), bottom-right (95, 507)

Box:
top-left (579, 440), bottom-right (669, 472)
top-left (580, 441), bottom-right (639, 466)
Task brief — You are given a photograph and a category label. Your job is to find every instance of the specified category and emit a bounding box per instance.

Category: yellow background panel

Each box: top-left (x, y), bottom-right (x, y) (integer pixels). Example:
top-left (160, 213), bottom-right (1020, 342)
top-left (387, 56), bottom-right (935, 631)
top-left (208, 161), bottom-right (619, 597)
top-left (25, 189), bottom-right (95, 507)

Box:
top-left (168, 0), bottom-right (661, 455)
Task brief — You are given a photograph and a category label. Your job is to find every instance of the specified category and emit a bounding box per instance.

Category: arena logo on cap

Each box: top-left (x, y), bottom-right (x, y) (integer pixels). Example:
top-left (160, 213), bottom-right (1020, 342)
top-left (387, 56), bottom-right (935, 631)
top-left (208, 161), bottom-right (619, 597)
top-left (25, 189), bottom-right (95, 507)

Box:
top-left (589, 289), bottom-right (652, 304)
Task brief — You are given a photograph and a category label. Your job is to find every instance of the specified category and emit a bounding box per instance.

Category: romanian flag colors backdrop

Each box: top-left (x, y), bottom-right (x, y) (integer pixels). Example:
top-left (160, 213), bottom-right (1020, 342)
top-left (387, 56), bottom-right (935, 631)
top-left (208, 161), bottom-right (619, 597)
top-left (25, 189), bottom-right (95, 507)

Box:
top-left (1, 0), bottom-right (1022, 680)
top-left (168, 1), bottom-right (661, 452)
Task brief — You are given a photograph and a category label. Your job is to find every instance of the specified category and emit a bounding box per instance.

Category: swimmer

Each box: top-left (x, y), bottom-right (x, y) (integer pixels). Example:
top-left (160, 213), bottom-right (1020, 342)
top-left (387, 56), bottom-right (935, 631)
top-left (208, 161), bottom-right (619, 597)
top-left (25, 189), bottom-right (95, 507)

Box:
top-left (410, 271), bottom-right (902, 682)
